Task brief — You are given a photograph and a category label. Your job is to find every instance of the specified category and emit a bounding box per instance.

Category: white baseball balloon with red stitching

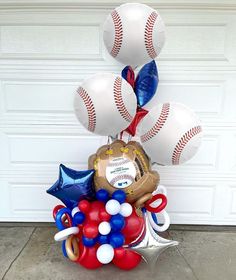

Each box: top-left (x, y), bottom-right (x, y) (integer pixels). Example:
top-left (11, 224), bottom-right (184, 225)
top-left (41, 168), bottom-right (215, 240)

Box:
top-left (74, 73), bottom-right (136, 136)
top-left (140, 103), bottom-right (203, 165)
top-left (103, 3), bottom-right (165, 67)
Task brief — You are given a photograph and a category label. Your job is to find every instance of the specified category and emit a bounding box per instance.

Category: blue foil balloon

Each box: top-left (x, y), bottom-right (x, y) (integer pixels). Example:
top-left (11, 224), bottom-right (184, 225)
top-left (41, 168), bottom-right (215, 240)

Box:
top-left (46, 164), bottom-right (95, 209)
top-left (135, 60), bottom-right (158, 107)
top-left (121, 66), bottom-right (135, 88)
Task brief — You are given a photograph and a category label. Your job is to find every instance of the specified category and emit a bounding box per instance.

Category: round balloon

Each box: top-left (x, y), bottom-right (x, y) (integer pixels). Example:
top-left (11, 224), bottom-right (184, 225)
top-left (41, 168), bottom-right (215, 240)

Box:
top-left (140, 102), bottom-right (202, 165)
top-left (96, 244), bottom-right (114, 264)
top-left (103, 3), bottom-right (165, 67)
top-left (74, 73), bottom-right (136, 136)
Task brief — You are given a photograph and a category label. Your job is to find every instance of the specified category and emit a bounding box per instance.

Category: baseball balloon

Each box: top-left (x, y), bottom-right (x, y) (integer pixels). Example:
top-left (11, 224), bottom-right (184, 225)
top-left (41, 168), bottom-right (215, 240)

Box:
top-left (74, 73), bottom-right (136, 136)
top-left (103, 3), bottom-right (165, 67)
top-left (140, 103), bottom-right (202, 165)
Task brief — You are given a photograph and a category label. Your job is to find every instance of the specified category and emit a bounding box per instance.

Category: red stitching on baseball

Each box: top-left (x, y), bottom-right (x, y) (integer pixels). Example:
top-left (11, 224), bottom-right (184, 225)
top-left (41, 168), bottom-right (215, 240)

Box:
top-left (110, 10), bottom-right (123, 58)
top-left (144, 11), bottom-right (158, 59)
top-left (141, 103), bottom-right (170, 143)
top-left (77, 87), bottom-right (96, 132)
top-left (108, 159), bottom-right (130, 168)
top-left (114, 77), bottom-right (133, 123)
top-left (110, 174), bottom-right (134, 186)
top-left (172, 126), bottom-right (202, 165)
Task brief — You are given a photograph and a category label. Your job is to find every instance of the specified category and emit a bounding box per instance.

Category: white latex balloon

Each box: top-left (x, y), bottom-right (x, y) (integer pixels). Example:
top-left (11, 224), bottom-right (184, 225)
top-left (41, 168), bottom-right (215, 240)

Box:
top-left (103, 3), bottom-right (165, 67)
top-left (119, 203), bottom-right (133, 217)
top-left (105, 199), bottom-right (121, 215)
top-left (98, 221), bottom-right (111, 235)
top-left (74, 73), bottom-right (136, 136)
top-left (140, 102), bottom-right (202, 165)
top-left (71, 206), bottom-right (80, 217)
top-left (54, 227), bottom-right (79, 242)
top-left (96, 244), bottom-right (114, 264)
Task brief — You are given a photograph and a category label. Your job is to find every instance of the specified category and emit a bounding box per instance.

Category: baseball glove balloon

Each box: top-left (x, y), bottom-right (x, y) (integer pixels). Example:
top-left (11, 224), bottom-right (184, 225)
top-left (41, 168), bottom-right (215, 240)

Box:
top-left (88, 140), bottom-right (159, 208)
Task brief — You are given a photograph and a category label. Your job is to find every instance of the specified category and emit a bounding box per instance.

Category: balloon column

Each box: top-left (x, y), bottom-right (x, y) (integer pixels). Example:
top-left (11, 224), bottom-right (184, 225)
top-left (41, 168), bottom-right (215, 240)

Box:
top-left (47, 2), bottom-right (203, 271)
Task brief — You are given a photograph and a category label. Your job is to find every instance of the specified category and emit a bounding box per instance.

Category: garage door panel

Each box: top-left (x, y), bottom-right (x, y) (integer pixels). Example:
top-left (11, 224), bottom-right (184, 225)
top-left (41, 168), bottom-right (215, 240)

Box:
top-left (0, 74), bottom-right (230, 126)
top-left (9, 182), bottom-right (58, 220)
top-left (0, 1), bottom-right (236, 224)
top-left (2, 129), bottom-right (102, 168)
top-left (165, 184), bottom-right (215, 216)
top-left (147, 79), bottom-right (225, 117)
top-left (162, 24), bottom-right (226, 60)
top-left (0, 25), bottom-right (101, 59)
top-left (3, 81), bottom-right (78, 113)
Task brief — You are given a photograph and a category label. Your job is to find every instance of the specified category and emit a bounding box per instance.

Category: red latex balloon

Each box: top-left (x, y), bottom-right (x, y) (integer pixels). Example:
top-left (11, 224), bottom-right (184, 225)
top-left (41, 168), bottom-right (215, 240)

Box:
top-left (83, 222), bottom-right (99, 239)
top-left (114, 247), bottom-right (125, 259)
top-left (87, 201), bottom-right (105, 223)
top-left (77, 243), bottom-right (102, 269)
top-left (122, 209), bottom-right (144, 245)
top-left (99, 208), bottom-right (111, 222)
top-left (78, 200), bottom-right (91, 213)
top-left (52, 205), bottom-right (65, 220)
top-left (145, 193), bottom-right (167, 213)
top-left (113, 249), bottom-right (142, 270)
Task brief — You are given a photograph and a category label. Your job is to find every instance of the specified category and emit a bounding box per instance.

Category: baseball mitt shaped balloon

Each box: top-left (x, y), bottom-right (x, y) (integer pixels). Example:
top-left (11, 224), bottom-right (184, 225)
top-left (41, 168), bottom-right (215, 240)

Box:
top-left (103, 3), bottom-right (165, 67)
top-left (88, 140), bottom-right (159, 208)
top-left (74, 73), bottom-right (137, 136)
top-left (140, 103), bottom-right (203, 165)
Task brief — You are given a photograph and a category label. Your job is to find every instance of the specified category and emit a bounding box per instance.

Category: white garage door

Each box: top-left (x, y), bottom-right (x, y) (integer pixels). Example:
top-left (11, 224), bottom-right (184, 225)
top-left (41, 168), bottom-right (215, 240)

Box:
top-left (0, 0), bottom-right (236, 225)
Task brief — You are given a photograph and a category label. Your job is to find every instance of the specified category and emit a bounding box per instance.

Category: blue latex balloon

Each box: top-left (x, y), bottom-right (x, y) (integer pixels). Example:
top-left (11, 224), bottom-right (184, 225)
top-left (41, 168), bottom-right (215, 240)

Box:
top-left (110, 214), bottom-right (125, 231)
top-left (96, 189), bottom-right (110, 202)
top-left (152, 212), bottom-right (158, 225)
top-left (112, 190), bottom-right (126, 204)
top-left (55, 207), bottom-right (72, 230)
top-left (98, 234), bottom-right (109, 245)
top-left (135, 60), bottom-right (158, 107)
top-left (73, 212), bottom-right (85, 225)
top-left (62, 241), bottom-right (68, 258)
top-left (46, 164), bottom-right (95, 209)
top-left (82, 236), bottom-right (96, 247)
top-left (109, 232), bottom-right (125, 248)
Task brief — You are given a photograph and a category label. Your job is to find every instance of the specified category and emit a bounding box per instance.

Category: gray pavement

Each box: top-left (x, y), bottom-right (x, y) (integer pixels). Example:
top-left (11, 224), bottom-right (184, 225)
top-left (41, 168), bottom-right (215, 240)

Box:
top-left (0, 225), bottom-right (236, 280)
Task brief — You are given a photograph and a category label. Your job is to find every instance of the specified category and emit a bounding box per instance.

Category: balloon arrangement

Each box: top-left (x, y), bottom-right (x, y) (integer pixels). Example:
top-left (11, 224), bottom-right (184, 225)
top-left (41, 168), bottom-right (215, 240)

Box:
top-left (47, 3), bottom-right (203, 270)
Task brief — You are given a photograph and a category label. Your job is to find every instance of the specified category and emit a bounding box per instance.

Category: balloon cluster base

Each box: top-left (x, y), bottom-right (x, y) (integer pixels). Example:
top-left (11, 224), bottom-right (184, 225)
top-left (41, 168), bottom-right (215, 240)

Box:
top-left (52, 189), bottom-right (144, 270)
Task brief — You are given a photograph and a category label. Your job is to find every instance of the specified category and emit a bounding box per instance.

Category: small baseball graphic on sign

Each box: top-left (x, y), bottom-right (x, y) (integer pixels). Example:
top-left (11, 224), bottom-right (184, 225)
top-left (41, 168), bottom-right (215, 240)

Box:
top-left (106, 157), bottom-right (137, 188)
top-left (74, 73), bottom-right (137, 136)
top-left (140, 102), bottom-right (203, 165)
top-left (103, 3), bottom-right (165, 67)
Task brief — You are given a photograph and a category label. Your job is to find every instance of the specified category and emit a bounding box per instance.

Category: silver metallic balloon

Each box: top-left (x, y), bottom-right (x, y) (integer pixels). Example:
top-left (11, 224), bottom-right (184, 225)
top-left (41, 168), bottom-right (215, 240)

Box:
top-left (128, 211), bottom-right (178, 267)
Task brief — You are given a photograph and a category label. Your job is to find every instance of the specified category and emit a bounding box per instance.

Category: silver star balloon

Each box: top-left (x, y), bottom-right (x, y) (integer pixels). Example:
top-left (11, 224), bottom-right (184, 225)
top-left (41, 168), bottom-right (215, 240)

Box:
top-left (128, 211), bottom-right (178, 267)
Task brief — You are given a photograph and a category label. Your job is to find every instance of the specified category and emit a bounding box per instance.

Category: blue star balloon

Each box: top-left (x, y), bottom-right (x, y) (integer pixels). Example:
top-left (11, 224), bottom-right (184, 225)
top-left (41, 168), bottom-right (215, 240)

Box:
top-left (46, 164), bottom-right (95, 209)
top-left (135, 60), bottom-right (158, 107)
